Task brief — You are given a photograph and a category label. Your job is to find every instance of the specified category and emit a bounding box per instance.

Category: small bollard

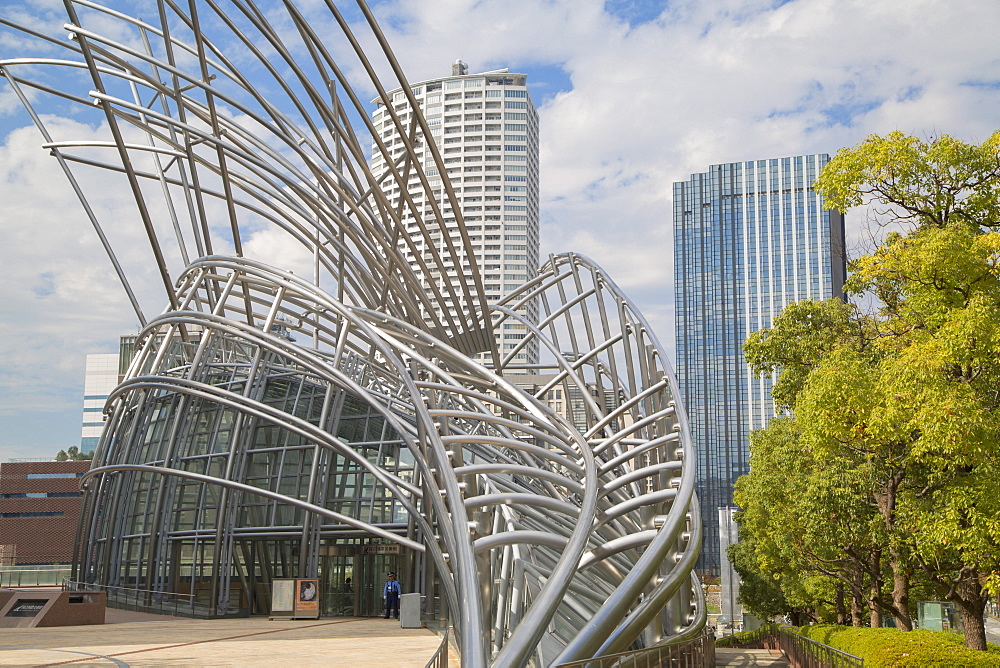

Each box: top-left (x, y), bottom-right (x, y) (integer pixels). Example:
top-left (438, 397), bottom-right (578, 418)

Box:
top-left (399, 592), bottom-right (422, 628)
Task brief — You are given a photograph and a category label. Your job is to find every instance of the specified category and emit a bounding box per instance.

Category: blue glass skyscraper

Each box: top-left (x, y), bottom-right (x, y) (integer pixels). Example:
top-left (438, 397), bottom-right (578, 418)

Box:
top-left (673, 155), bottom-right (846, 575)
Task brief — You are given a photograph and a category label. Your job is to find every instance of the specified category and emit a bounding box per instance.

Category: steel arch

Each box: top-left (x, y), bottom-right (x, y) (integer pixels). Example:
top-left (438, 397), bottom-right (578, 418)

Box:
top-left (2, 2), bottom-right (705, 665)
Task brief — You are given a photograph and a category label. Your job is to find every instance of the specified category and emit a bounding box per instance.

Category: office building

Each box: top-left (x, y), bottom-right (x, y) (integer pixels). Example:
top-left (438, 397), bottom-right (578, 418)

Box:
top-left (0, 460), bottom-right (89, 565)
top-left (80, 354), bottom-right (118, 451)
top-left (371, 61), bottom-right (540, 368)
top-left (673, 155), bottom-right (846, 574)
top-left (81, 336), bottom-right (139, 450)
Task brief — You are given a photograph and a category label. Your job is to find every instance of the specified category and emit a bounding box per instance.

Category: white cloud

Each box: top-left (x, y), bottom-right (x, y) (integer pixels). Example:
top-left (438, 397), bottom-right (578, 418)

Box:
top-left (0, 120), bottom-right (149, 419)
top-left (2, 0), bottom-right (1000, 456)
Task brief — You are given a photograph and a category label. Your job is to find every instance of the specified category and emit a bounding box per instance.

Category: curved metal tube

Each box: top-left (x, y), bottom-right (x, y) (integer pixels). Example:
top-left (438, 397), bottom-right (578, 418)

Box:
top-left (2, 3), bottom-right (704, 665)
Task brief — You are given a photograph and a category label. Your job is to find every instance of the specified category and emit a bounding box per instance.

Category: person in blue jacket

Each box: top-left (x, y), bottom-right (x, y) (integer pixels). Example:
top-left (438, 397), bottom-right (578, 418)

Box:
top-left (383, 572), bottom-right (400, 619)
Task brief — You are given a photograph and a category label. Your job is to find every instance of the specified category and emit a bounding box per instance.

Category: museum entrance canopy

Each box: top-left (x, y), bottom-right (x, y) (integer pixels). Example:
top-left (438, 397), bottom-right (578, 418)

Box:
top-left (1, 1), bottom-right (704, 664)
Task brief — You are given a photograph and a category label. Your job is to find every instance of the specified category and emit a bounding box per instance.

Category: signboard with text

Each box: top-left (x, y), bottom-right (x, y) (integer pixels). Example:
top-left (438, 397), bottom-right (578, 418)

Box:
top-left (270, 578), bottom-right (320, 619)
top-left (270, 579), bottom-right (295, 619)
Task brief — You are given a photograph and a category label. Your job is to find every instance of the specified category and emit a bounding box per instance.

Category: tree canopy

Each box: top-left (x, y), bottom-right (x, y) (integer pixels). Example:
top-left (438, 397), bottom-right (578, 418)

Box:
top-left (733, 130), bottom-right (1000, 649)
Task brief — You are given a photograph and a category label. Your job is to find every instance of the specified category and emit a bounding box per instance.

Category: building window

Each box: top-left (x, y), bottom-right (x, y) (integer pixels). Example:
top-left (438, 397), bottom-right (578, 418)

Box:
top-left (25, 473), bottom-right (84, 479)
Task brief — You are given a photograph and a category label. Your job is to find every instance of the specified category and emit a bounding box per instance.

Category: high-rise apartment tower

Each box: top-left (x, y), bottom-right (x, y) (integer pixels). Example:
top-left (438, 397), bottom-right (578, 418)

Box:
top-left (371, 62), bottom-right (539, 368)
top-left (673, 154), bottom-right (846, 575)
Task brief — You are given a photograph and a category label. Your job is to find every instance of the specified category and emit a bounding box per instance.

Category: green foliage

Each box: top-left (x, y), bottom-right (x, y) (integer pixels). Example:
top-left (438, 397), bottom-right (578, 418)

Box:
top-left (733, 418), bottom-right (870, 622)
top-left (797, 624), bottom-right (1000, 667)
top-left (714, 625), bottom-right (778, 648)
top-left (55, 445), bottom-right (93, 461)
top-left (735, 130), bottom-right (1000, 644)
top-left (815, 130), bottom-right (1000, 230)
top-left (743, 299), bottom-right (864, 411)
top-left (728, 537), bottom-right (791, 620)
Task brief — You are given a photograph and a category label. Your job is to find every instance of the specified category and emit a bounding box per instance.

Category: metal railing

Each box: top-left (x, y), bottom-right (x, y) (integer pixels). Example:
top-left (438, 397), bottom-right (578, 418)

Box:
top-left (0, 566), bottom-right (72, 587)
top-left (425, 627), bottom-right (450, 668)
top-left (63, 580), bottom-right (246, 618)
top-left (555, 628), bottom-right (716, 667)
top-left (715, 624), bottom-right (780, 649)
top-left (778, 627), bottom-right (863, 668)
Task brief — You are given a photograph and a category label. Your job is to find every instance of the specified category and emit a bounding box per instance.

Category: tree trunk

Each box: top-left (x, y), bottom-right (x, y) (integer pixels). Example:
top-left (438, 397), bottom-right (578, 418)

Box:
top-left (875, 469), bottom-right (912, 630)
top-left (868, 575), bottom-right (881, 629)
top-left (851, 562), bottom-right (865, 627)
top-left (951, 573), bottom-right (988, 651)
top-left (836, 583), bottom-right (847, 625)
top-left (889, 555), bottom-right (912, 630)
top-left (869, 550), bottom-right (881, 627)
top-left (851, 592), bottom-right (864, 627)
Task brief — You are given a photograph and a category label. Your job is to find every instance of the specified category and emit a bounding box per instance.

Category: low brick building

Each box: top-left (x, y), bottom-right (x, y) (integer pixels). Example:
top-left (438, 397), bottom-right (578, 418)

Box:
top-left (0, 460), bottom-right (90, 565)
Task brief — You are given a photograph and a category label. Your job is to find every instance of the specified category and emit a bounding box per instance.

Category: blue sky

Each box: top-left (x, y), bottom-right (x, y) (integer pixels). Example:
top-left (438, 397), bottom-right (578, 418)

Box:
top-left (2, 0), bottom-right (1000, 460)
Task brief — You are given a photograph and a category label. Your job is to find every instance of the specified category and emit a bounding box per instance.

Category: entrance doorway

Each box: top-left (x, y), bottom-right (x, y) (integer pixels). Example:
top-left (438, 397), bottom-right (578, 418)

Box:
top-left (319, 545), bottom-right (400, 617)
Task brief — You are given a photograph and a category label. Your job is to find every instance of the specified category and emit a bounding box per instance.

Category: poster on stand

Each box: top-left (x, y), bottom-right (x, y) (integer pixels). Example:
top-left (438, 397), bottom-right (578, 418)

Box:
top-left (295, 579), bottom-right (320, 618)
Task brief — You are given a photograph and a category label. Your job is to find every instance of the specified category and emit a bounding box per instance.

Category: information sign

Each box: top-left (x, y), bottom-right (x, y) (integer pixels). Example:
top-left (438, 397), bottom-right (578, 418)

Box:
top-left (270, 579), bottom-right (295, 619)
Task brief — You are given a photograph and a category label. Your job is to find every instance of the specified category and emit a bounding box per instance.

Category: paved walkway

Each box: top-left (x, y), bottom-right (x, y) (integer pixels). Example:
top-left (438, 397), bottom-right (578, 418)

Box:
top-left (986, 615), bottom-right (1000, 646)
top-left (715, 648), bottom-right (790, 666)
top-left (0, 615), bottom-right (458, 667)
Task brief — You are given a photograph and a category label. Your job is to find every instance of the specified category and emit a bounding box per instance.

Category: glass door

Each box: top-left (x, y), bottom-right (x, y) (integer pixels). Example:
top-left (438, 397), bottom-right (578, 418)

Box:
top-left (319, 554), bottom-right (354, 617)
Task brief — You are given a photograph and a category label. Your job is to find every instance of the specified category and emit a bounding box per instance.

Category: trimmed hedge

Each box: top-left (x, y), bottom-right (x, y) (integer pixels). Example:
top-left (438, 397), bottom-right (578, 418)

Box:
top-left (797, 624), bottom-right (1000, 667)
top-left (715, 626), bottom-right (776, 648)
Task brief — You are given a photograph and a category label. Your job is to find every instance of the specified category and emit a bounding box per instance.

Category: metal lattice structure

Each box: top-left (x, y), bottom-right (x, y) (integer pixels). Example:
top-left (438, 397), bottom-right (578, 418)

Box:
top-left (1, 1), bottom-right (704, 665)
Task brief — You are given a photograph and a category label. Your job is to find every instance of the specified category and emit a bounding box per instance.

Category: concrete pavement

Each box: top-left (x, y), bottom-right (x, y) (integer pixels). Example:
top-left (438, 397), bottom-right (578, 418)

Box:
top-left (0, 615), bottom-right (458, 667)
top-left (715, 649), bottom-right (790, 666)
top-left (985, 615), bottom-right (1000, 646)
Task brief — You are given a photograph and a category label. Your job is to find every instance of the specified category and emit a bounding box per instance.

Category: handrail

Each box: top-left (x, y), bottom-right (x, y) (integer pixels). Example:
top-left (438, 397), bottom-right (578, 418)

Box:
top-left (0, 566), bottom-right (72, 587)
top-left (62, 579), bottom-right (248, 618)
top-left (716, 624), bottom-right (863, 667)
top-left (555, 627), bottom-right (715, 667)
top-left (778, 627), bottom-right (863, 668)
top-left (425, 627), bottom-right (450, 668)
top-left (63, 579), bottom-right (195, 602)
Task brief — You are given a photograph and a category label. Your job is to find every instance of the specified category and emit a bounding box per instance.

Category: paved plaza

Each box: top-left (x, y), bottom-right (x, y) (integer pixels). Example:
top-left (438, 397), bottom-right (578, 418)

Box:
top-left (0, 610), bottom-right (457, 667)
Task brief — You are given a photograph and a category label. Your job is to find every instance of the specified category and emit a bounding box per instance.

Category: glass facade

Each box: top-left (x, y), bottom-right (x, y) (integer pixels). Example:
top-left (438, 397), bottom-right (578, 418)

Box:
top-left (673, 155), bottom-right (846, 575)
top-left (78, 327), bottom-right (414, 617)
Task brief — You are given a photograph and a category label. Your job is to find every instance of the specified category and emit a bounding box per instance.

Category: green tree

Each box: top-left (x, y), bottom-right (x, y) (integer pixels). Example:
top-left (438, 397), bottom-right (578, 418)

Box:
top-left (813, 130), bottom-right (1000, 649)
top-left (736, 131), bottom-right (1000, 647)
top-left (734, 415), bottom-right (890, 628)
top-left (53, 446), bottom-right (93, 461)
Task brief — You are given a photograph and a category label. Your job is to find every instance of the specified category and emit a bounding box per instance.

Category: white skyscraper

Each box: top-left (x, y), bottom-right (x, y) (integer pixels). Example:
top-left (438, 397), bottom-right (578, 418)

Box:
top-left (371, 61), bottom-right (539, 368)
top-left (81, 352), bottom-right (119, 450)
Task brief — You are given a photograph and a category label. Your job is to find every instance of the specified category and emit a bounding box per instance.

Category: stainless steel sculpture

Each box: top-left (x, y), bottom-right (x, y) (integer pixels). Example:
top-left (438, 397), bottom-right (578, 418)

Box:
top-left (1, 1), bottom-right (705, 665)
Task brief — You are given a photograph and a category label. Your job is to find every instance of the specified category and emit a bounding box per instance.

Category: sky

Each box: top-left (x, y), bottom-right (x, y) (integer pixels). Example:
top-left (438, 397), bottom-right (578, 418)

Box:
top-left (1, 0), bottom-right (999, 460)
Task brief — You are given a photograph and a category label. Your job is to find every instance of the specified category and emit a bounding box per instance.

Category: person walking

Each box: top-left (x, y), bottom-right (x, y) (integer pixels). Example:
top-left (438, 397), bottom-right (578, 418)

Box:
top-left (383, 572), bottom-right (400, 619)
